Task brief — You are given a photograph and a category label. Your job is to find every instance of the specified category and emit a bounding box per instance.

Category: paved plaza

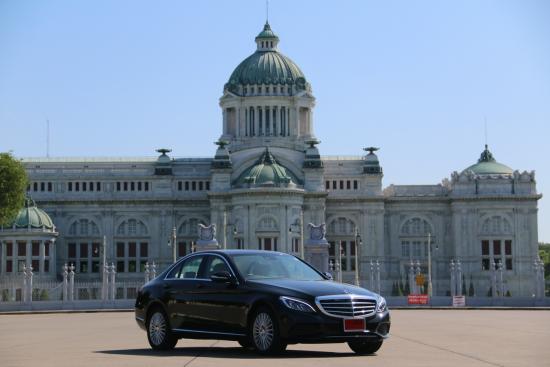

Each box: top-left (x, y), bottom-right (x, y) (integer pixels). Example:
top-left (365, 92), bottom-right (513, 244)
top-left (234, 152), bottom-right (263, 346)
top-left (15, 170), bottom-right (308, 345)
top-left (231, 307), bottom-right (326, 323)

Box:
top-left (1, 309), bottom-right (549, 367)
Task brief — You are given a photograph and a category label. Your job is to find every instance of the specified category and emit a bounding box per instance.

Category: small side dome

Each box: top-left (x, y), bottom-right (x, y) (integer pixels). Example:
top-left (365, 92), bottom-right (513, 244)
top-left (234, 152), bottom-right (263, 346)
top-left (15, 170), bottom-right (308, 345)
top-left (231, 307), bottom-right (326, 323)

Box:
top-left (233, 148), bottom-right (301, 188)
top-left (363, 147), bottom-right (383, 174)
top-left (155, 148), bottom-right (173, 175)
top-left (463, 145), bottom-right (513, 175)
top-left (10, 197), bottom-right (55, 230)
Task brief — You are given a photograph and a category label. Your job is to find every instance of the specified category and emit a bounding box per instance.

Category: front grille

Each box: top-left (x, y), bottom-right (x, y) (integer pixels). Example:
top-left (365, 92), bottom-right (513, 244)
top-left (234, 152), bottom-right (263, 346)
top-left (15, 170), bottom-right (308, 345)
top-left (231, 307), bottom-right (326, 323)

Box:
top-left (316, 295), bottom-right (377, 318)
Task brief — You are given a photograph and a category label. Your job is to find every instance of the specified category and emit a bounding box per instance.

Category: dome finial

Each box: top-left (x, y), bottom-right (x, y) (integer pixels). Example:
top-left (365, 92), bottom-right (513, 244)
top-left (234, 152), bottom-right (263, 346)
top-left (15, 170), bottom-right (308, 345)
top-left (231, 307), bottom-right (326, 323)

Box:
top-left (255, 16), bottom-right (279, 51)
top-left (478, 144), bottom-right (495, 163)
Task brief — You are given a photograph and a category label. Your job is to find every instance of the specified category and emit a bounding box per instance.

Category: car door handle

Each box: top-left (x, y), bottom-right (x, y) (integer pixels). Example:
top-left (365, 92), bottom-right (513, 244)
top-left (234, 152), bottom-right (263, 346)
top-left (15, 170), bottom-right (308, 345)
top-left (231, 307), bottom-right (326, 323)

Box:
top-left (196, 283), bottom-right (205, 289)
top-left (163, 284), bottom-right (171, 289)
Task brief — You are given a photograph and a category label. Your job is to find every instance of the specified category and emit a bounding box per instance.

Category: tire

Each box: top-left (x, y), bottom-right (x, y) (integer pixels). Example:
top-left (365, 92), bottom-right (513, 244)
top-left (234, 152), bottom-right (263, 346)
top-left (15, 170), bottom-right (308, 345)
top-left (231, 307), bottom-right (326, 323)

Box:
top-left (249, 307), bottom-right (287, 354)
top-left (348, 339), bottom-right (383, 355)
top-left (147, 308), bottom-right (178, 350)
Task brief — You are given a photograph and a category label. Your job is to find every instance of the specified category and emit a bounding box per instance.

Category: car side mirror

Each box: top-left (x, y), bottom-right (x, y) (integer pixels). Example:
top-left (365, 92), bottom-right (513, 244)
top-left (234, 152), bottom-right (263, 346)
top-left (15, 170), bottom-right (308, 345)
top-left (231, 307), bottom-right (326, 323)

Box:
top-left (323, 272), bottom-right (333, 280)
top-left (210, 271), bottom-right (236, 284)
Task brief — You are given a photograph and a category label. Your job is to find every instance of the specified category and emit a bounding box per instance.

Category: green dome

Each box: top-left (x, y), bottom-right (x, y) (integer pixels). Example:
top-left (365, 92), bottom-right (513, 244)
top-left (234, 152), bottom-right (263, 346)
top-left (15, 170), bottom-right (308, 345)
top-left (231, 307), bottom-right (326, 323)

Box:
top-left (225, 22), bottom-right (308, 92)
top-left (10, 197), bottom-right (55, 230)
top-left (233, 149), bottom-right (301, 188)
top-left (463, 145), bottom-right (513, 175)
top-left (228, 52), bottom-right (306, 86)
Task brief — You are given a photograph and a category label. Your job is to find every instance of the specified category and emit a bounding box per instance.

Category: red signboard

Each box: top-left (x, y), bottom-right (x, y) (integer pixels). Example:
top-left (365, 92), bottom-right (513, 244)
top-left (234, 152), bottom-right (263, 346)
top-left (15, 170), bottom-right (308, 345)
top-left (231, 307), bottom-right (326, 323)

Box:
top-left (408, 295), bottom-right (429, 305)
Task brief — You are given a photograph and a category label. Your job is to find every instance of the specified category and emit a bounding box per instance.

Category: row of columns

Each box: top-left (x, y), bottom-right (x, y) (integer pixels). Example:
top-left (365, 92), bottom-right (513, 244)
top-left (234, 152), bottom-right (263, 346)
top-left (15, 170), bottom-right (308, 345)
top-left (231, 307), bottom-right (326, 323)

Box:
top-left (243, 106), bottom-right (291, 137)
top-left (223, 105), bottom-right (312, 138)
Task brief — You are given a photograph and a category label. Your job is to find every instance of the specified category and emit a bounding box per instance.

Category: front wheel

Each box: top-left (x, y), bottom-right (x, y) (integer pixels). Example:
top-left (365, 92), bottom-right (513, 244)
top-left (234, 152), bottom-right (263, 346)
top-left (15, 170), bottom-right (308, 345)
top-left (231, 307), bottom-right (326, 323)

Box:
top-left (250, 307), bottom-right (287, 354)
top-left (147, 309), bottom-right (178, 350)
top-left (348, 339), bottom-right (383, 355)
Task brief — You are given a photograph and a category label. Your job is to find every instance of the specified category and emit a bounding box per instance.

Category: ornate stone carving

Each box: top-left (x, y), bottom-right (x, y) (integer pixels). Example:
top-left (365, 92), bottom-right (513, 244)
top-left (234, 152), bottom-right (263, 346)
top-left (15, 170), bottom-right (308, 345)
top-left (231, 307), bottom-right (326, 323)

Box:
top-left (198, 223), bottom-right (216, 241)
top-left (308, 223), bottom-right (326, 241)
top-left (196, 224), bottom-right (219, 251)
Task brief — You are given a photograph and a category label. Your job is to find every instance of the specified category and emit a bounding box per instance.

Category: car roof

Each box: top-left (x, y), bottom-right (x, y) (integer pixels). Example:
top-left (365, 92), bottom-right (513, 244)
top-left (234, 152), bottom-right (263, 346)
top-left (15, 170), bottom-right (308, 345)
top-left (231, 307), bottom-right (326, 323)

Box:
top-left (206, 249), bottom-right (290, 256)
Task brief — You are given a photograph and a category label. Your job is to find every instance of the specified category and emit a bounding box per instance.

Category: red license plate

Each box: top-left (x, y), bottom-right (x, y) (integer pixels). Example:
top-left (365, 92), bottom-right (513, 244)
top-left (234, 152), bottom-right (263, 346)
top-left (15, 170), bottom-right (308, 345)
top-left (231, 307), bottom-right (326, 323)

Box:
top-left (343, 318), bottom-right (365, 332)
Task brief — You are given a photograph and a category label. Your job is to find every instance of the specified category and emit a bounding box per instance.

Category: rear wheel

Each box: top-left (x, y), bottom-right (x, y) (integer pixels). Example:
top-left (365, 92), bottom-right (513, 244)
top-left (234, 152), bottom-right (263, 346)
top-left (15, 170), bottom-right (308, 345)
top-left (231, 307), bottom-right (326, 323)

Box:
top-left (348, 339), bottom-right (383, 355)
top-left (250, 307), bottom-right (287, 354)
top-left (147, 309), bottom-right (178, 350)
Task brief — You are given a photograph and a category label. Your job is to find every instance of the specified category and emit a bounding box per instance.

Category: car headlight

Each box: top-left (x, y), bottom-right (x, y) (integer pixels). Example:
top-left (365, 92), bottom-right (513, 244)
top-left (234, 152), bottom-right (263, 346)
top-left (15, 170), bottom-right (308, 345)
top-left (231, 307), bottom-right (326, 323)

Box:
top-left (280, 296), bottom-right (316, 313)
top-left (377, 297), bottom-right (387, 312)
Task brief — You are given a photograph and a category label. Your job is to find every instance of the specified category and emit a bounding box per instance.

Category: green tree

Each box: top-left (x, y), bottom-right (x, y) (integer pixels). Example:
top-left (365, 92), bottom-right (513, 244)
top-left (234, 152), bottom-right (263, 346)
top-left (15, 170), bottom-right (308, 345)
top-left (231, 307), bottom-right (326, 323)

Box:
top-left (0, 152), bottom-right (28, 226)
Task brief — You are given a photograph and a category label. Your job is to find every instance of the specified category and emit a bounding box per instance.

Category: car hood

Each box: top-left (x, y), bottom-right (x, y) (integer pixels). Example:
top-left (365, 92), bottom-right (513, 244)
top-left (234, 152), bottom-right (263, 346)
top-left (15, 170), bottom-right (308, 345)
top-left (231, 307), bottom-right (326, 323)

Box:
top-left (248, 279), bottom-right (379, 299)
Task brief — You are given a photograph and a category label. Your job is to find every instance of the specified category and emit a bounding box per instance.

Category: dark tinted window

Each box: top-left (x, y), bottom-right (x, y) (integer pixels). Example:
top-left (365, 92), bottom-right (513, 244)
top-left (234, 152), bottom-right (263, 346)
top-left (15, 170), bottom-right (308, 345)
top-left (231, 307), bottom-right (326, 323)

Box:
top-left (204, 256), bottom-right (231, 278)
top-left (168, 255), bottom-right (205, 279)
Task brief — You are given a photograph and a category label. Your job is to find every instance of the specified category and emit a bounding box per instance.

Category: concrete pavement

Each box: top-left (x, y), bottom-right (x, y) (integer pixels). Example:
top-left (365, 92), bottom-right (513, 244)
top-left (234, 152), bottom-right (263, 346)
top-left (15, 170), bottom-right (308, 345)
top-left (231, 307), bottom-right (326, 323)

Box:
top-left (1, 310), bottom-right (549, 367)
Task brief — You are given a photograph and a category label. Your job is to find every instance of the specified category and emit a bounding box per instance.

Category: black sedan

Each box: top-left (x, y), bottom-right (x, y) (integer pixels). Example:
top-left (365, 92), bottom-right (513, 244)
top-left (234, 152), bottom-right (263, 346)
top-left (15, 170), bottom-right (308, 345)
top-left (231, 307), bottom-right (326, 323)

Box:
top-left (135, 250), bottom-right (390, 355)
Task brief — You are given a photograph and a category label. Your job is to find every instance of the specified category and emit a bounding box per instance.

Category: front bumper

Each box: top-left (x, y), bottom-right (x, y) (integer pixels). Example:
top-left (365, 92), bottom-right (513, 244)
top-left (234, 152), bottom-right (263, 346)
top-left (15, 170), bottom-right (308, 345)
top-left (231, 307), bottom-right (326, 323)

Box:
top-left (277, 306), bottom-right (391, 343)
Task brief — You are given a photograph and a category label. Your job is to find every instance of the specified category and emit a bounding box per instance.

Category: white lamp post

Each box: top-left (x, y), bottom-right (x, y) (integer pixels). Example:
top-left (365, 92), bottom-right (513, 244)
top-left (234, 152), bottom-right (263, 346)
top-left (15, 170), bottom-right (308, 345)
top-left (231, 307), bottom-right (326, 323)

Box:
top-left (354, 228), bottom-right (362, 286)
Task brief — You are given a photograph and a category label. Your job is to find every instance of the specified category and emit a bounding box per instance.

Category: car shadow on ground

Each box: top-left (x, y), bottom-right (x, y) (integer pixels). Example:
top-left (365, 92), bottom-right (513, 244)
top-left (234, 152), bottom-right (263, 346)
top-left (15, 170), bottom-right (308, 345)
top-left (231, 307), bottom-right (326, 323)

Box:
top-left (95, 346), bottom-right (363, 359)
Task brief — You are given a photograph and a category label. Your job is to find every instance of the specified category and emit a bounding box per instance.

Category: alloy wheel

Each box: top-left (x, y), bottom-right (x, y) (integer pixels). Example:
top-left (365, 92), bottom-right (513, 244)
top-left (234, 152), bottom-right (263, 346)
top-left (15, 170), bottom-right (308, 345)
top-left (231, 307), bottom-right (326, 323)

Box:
top-left (252, 312), bottom-right (274, 351)
top-left (149, 312), bottom-right (167, 346)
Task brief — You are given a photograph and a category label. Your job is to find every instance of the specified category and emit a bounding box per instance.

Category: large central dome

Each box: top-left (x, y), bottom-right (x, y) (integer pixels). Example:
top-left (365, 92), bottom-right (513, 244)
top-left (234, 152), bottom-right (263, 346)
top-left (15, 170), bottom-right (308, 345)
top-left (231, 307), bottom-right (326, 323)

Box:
top-left (224, 23), bottom-right (309, 94)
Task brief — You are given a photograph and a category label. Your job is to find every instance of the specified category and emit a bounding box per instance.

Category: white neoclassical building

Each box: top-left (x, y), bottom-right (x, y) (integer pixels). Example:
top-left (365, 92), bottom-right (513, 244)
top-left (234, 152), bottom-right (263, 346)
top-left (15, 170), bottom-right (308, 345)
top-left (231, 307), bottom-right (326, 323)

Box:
top-left (1, 22), bottom-right (542, 297)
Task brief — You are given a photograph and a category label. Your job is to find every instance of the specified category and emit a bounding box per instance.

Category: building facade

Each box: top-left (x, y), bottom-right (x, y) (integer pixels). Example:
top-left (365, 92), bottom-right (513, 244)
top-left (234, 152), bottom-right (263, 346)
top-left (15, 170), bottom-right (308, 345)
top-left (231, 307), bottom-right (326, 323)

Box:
top-left (0, 23), bottom-right (542, 297)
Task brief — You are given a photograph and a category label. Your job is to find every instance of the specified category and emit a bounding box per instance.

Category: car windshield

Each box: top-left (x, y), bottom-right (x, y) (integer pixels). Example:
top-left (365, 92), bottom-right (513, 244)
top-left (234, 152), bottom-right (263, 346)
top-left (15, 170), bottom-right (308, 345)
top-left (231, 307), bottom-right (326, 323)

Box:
top-left (229, 252), bottom-right (325, 281)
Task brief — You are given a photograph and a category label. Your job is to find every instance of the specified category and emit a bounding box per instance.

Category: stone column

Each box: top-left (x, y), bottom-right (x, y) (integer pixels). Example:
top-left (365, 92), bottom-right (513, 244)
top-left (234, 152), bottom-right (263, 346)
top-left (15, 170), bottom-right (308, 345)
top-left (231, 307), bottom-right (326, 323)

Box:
top-left (248, 205), bottom-right (255, 250)
top-left (292, 106), bottom-right (298, 136)
top-left (51, 239), bottom-right (57, 276)
top-left (62, 263), bottom-right (68, 302)
top-left (27, 265), bottom-right (33, 303)
top-left (456, 259), bottom-right (463, 296)
top-left (273, 106), bottom-right (278, 136)
top-left (491, 260), bottom-right (497, 298)
top-left (69, 263), bottom-right (75, 301)
top-left (255, 106), bottom-right (260, 136)
top-left (109, 263), bottom-right (116, 301)
top-left (450, 260), bottom-right (456, 297)
top-left (39, 240), bottom-right (45, 274)
top-left (26, 240), bottom-right (31, 268)
top-left (222, 108), bottom-right (227, 135)
top-left (22, 265), bottom-right (28, 303)
top-left (409, 260), bottom-right (415, 295)
top-left (1, 241), bottom-right (5, 275)
top-left (144, 262), bottom-right (150, 283)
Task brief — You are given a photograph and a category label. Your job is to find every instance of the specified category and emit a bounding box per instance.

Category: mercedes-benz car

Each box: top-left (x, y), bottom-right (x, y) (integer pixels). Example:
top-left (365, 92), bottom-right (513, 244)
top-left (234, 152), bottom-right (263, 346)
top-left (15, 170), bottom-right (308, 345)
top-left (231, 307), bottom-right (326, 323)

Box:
top-left (135, 250), bottom-right (390, 355)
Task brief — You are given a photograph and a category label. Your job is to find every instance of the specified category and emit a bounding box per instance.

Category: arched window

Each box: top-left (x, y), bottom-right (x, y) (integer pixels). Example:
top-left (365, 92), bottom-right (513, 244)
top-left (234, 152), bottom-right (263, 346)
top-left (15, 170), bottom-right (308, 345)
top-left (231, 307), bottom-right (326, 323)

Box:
top-left (68, 219), bottom-right (100, 237)
top-left (399, 217), bottom-right (434, 260)
top-left (257, 216), bottom-right (278, 231)
top-left (116, 219), bottom-right (148, 237)
top-left (326, 217), bottom-right (357, 272)
top-left (115, 218), bottom-right (149, 273)
top-left (479, 216), bottom-right (513, 271)
top-left (480, 216), bottom-right (512, 235)
top-left (66, 218), bottom-right (101, 274)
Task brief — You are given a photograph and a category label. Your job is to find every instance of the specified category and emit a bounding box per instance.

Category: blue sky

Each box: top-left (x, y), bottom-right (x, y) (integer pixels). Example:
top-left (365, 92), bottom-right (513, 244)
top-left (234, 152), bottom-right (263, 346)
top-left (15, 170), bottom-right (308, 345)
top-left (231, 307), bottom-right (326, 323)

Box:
top-left (1, 0), bottom-right (549, 241)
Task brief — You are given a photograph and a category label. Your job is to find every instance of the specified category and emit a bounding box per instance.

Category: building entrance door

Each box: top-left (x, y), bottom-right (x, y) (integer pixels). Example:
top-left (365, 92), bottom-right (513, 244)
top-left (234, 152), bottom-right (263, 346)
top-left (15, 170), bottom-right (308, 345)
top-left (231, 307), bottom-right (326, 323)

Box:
top-left (258, 237), bottom-right (278, 251)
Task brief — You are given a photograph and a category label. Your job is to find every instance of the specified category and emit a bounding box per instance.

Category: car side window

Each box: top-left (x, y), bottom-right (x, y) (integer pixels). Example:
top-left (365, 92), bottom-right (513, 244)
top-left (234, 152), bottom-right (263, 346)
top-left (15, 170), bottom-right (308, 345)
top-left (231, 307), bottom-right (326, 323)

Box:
top-left (168, 255), bottom-right (205, 279)
top-left (203, 256), bottom-right (230, 278)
